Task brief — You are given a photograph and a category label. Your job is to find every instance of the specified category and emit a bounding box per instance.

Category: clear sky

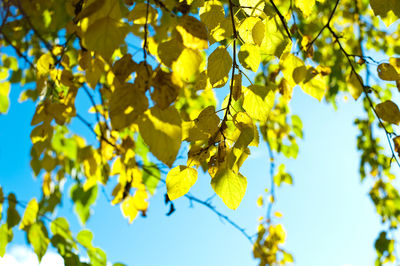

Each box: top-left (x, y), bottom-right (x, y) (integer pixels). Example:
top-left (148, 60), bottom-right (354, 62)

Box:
top-left (0, 71), bottom-right (389, 266)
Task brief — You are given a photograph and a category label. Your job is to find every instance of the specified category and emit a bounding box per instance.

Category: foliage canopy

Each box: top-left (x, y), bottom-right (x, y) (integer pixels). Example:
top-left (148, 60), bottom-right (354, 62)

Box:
top-left (1, 0), bottom-right (400, 264)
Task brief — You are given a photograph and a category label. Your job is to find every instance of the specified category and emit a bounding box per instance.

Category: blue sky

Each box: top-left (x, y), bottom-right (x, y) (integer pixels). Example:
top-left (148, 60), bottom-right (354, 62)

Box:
top-left (0, 76), bottom-right (388, 265)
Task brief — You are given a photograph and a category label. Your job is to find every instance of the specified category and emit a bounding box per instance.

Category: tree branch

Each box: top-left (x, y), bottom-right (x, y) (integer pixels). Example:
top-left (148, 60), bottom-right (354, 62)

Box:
top-left (327, 25), bottom-right (400, 169)
top-left (269, 0), bottom-right (292, 40)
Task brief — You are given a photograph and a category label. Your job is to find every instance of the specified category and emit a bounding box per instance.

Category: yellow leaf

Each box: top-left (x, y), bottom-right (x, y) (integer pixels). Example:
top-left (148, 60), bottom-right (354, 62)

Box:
top-left (207, 47), bottom-right (232, 86)
top-left (86, 57), bottom-right (104, 89)
top-left (300, 67), bottom-right (327, 101)
top-left (172, 48), bottom-right (204, 82)
top-left (121, 196), bottom-right (139, 223)
top-left (109, 83), bottom-right (148, 130)
top-left (158, 38), bottom-right (184, 68)
top-left (176, 15), bottom-right (208, 50)
top-left (37, 54), bottom-right (54, 76)
top-left (260, 16), bottom-right (290, 58)
top-left (138, 106), bottom-right (182, 167)
top-left (211, 169), bottom-right (247, 210)
top-left (199, 0), bottom-right (225, 30)
top-left (238, 44), bottom-right (261, 72)
top-left (376, 100), bottom-right (400, 125)
top-left (233, 74), bottom-right (242, 100)
top-left (393, 136), bottom-right (400, 158)
top-left (166, 165), bottom-right (198, 200)
top-left (128, 3), bottom-right (158, 24)
top-left (238, 17), bottom-right (264, 46)
top-left (347, 71), bottom-right (363, 100)
top-left (82, 17), bottom-right (128, 59)
top-left (239, 0), bottom-right (265, 16)
top-left (295, 0), bottom-right (315, 17)
top-left (151, 69), bottom-right (181, 109)
top-left (0, 81), bottom-right (10, 114)
top-left (42, 173), bottom-right (51, 197)
top-left (370, 0), bottom-right (400, 26)
top-left (377, 63), bottom-right (400, 81)
top-left (280, 53), bottom-right (304, 87)
top-left (242, 85), bottom-right (275, 121)
top-left (196, 106), bottom-right (220, 135)
top-left (19, 199), bottom-right (38, 230)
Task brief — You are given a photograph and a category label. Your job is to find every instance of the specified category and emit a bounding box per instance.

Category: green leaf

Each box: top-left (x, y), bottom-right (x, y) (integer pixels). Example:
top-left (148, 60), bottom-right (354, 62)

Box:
top-left (28, 223), bottom-right (49, 262)
top-left (238, 44), bottom-right (261, 72)
top-left (138, 106), bottom-right (182, 167)
top-left (166, 166), bottom-right (198, 200)
top-left (70, 184), bottom-right (98, 225)
top-left (211, 169), bottom-right (247, 210)
top-left (242, 85), bottom-right (275, 121)
top-left (207, 47), bottom-right (232, 87)
top-left (19, 198), bottom-right (39, 230)
top-left (376, 100), bottom-right (400, 125)
top-left (0, 81), bottom-right (10, 114)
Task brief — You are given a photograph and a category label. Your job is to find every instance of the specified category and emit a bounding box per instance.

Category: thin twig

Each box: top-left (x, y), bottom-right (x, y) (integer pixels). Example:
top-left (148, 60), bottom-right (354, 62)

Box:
top-left (265, 138), bottom-right (275, 224)
top-left (306, 0), bottom-right (340, 52)
top-left (269, 0), bottom-right (292, 40)
top-left (327, 25), bottom-right (400, 169)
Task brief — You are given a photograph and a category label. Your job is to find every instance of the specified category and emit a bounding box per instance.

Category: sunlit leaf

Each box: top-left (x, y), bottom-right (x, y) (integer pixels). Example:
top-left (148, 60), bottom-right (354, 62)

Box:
top-left (166, 165), bottom-right (198, 200)
top-left (211, 169), bottom-right (247, 210)
top-left (375, 100), bottom-right (400, 125)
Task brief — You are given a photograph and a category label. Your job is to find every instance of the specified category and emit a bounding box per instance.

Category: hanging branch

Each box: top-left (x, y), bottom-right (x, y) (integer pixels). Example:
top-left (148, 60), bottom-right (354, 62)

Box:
top-left (327, 25), bottom-right (400, 169)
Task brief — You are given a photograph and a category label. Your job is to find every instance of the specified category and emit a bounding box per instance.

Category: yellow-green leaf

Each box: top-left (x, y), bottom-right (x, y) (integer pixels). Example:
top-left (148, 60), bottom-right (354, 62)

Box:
top-left (207, 47), bottom-right (232, 86)
top-left (238, 44), bottom-right (261, 72)
top-left (347, 71), bottom-right (363, 100)
top-left (295, 0), bottom-right (315, 17)
top-left (28, 223), bottom-right (49, 262)
top-left (19, 199), bottom-right (38, 230)
top-left (211, 169), bottom-right (247, 210)
top-left (0, 81), bottom-right (10, 114)
top-left (242, 85), bottom-right (275, 121)
top-left (376, 100), bottom-right (400, 125)
top-left (138, 106), bottom-right (182, 167)
top-left (166, 165), bottom-right (198, 200)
